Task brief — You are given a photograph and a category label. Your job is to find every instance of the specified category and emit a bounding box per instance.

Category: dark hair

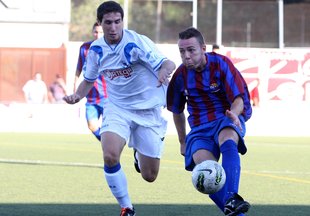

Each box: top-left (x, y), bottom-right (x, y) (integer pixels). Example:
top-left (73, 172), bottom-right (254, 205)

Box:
top-left (212, 44), bottom-right (220, 50)
top-left (92, 22), bottom-right (100, 30)
top-left (97, 1), bottom-right (124, 23)
top-left (178, 27), bottom-right (205, 46)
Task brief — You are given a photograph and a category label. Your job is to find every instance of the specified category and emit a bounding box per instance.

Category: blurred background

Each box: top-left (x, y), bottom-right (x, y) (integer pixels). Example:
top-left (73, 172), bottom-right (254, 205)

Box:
top-left (0, 0), bottom-right (309, 136)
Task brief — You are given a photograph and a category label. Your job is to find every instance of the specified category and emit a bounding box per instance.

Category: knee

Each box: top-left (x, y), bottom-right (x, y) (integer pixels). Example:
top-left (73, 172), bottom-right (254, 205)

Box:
top-left (103, 152), bottom-right (119, 167)
top-left (87, 121), bottom-right (99, 132)
top-left (218, 128), bottom-right (239, 145)
top-left (141, 169), bottom-right (158, 183)
top-left (88, 124), bottom-right (98, 132)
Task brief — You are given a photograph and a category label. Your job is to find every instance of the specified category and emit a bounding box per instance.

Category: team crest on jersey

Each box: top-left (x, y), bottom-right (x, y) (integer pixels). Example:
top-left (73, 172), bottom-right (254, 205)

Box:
top-left (210, 82), bottom-right (220, 92)
top-left (106, 67), bottom-right (133, 80)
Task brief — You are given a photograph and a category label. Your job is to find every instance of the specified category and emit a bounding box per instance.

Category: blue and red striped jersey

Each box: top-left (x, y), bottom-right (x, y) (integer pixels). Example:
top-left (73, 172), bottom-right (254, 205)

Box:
top-left (76, 41), bottom-right (107, 105)
top-left (167, 52), bottom-right (252, 128)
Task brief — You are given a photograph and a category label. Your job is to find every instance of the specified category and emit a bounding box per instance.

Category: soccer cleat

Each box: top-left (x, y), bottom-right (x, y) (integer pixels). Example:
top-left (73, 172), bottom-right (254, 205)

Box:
top-left (133, 149), bottom-right (141, 173)
top-left (120, 207), bottom-right (136, 216)
top-left (224, 193), bottom-right (251, 216)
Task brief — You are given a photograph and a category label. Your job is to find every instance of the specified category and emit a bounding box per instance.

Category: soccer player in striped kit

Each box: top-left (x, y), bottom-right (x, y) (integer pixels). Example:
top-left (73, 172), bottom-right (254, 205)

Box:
top-left (74, 22), bottom-right (107, 141)
top-left (64, 1), bottom-right (175, 215)
top-left (167, 27), bottom-right (252, 216)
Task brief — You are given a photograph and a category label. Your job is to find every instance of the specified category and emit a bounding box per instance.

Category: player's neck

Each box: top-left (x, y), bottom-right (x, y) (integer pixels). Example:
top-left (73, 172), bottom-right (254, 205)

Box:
top-left (196, 58), bottom-right (207, 72)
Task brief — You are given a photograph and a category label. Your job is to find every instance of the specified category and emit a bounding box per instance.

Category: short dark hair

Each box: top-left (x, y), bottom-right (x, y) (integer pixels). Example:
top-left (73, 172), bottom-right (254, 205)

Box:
top-left (178, 27), bottom-right (205, 46)
top-left (97, 1), bottom-right (124, 23)
top-left (92, 22), bottom-right (100, 30)
top-left (212, 44), bottom-right (220, 50)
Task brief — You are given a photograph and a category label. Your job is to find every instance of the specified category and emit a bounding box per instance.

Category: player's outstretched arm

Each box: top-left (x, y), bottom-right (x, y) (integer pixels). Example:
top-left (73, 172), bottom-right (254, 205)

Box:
top-left (173, 112), bottom-right (186, 156)
top-left (63, 79), bottom-right (94, 104)
top-left (73, 69), bottom-right (82, 93)
top-left (157, 59), bottom-right (176, 87)
top-left (226, 96), bottom-right (244, 131)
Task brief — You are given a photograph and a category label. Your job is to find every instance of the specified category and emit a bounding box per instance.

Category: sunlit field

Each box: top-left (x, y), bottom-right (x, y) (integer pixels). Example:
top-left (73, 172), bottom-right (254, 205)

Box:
top-left (0, 133), bottom-right (309, 216)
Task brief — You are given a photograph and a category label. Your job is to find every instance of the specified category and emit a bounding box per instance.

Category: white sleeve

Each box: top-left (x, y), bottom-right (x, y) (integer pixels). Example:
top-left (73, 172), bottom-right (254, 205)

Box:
top-left (126, 34), bottom-right (167, 72)
top-left (140, 35), bottom-right (167, 71)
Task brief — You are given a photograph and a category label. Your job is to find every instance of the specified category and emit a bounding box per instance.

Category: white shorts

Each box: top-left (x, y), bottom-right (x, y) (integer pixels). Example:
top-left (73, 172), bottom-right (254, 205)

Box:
top-left (100, 102), bottom-right (167, 159)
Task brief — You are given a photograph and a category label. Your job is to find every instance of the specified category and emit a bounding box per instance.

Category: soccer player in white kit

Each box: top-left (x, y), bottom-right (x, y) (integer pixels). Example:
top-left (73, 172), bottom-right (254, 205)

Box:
top-left (63, 1), bottom-right (175, 216)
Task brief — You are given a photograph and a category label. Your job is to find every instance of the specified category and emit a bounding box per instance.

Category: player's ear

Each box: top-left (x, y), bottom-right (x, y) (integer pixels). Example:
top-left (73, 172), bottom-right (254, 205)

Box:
top-left (202, 44), bottom-right (206, 52)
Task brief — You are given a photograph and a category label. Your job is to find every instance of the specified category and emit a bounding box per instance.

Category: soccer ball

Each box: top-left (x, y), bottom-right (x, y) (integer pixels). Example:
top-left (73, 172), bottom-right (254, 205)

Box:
top-left (191, 160), bottom-right (226, 194)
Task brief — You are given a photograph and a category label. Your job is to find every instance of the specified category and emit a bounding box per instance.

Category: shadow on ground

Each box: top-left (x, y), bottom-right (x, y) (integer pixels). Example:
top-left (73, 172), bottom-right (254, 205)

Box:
top-left (0, 203), bottom-right (309, 216)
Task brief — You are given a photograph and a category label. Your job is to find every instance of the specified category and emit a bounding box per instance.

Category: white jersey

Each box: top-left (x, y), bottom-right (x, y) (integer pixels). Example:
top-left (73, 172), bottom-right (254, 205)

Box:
top-left (84, 29), bottom-right (168, 110)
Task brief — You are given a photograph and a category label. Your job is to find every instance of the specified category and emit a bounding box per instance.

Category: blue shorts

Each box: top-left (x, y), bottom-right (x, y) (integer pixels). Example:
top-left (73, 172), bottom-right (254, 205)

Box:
top-left (85, 103), bottom-right (103, 121)
top-left (185, 115), bottom-right (247, 171)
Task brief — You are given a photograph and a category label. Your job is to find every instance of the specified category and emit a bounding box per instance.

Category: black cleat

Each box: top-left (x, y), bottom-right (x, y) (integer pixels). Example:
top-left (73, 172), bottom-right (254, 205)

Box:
top-left (133, 149), bottom-right (141, 173)
top-left (224, 193), bottom-right (251, 216)
top-left (120, 207), bottom-right (136, 216)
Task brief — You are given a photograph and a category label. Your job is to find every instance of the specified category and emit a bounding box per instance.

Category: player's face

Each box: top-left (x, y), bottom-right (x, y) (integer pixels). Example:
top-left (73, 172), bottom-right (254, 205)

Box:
top-left (93, 25), bottom-right (103, 40)
top-left (178, 37), bottom-right (206, 71)
top-left (101, 12), bottom-right (123, 44)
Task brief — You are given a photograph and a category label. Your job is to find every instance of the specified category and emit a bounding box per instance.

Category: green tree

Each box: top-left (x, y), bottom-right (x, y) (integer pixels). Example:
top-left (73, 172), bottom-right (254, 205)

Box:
top-left (70, 0), bottom-right (102, 41)
top-left (129, 0), bottom-right (192, 43)
top-left (70, 0), bottom-right (191, 43)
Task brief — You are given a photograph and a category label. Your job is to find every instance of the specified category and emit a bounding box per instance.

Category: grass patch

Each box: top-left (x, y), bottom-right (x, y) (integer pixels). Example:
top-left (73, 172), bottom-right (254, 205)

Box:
top-left (0, 133), bottom-right (309, 215)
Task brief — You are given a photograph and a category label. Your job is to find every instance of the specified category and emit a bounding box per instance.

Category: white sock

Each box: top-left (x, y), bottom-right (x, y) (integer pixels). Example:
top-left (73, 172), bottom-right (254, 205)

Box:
top-left (104, 168), bottom-right (133, 209)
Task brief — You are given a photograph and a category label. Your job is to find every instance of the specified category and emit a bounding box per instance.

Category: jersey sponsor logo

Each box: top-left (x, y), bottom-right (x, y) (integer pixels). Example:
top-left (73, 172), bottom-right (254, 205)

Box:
top-left (106, 67), bottom-right (133, 80)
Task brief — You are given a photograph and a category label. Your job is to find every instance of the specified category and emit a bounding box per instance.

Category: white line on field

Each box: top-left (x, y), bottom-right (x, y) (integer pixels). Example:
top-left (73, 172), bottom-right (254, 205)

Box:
top-left (0, 158), bottom-right (103, 168)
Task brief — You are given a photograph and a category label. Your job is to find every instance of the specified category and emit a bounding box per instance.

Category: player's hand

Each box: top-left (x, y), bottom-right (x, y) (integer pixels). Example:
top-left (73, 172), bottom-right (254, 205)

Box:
top-left (63, 94), bottom-right (81, 104)
top-left (180, 143), bottom-right (186, 156)
top-left (157, 59), bottom-right (176, 87)
top-left (157, 68), bottom-right (172, 87)
top-left (225, 110), bottom-right (243, 132)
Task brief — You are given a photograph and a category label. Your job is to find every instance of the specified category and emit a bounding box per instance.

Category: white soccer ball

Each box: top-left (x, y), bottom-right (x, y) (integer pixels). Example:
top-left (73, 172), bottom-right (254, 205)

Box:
top-left (192, 160), bottom-right (226, 194)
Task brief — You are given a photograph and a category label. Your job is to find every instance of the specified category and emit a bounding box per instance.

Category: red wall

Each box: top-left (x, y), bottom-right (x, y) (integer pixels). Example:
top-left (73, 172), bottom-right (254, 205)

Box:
top-left (0, 46), bottom-right (66, 103)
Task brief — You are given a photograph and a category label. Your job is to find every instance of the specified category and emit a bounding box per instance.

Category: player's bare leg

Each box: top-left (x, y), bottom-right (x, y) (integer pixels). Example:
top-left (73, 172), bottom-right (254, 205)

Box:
top-left (87, 119), bottom-right (101, 141)
top-left (135, 151), bottom-right (160, 182)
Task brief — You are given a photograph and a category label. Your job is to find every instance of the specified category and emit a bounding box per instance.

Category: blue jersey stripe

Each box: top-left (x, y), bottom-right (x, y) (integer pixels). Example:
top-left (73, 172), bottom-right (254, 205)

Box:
top-left (167, 53), bottom-right (252, 128)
